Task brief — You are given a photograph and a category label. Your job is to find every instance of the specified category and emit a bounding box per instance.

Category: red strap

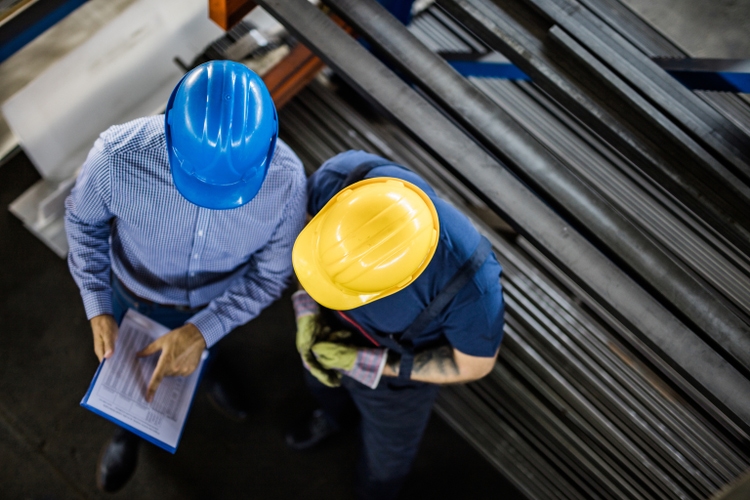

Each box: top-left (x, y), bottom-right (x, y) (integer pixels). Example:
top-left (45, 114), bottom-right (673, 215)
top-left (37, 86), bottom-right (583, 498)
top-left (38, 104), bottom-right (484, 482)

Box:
top-left (336, 311), bottom-right (380, 347)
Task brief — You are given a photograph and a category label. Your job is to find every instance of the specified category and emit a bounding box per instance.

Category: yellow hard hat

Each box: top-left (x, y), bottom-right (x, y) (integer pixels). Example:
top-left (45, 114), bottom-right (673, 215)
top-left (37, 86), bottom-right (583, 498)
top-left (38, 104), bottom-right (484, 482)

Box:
top-left (293, 177), bottom-right (440, 310)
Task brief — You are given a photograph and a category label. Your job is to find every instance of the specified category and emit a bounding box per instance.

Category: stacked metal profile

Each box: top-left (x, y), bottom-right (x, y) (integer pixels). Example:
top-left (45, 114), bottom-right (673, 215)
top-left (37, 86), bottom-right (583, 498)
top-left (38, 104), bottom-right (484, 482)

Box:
top-left (269, 0), bottom-right (750, 498)
top-left (279, 77), bottom-right (750, 499)
top-left (412, 3), bottom-right (750, 497)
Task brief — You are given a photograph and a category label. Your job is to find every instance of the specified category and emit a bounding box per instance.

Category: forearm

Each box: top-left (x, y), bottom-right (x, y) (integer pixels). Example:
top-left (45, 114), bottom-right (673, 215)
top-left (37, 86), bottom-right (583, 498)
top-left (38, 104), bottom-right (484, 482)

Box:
top-left (189, 267), bottom-right (291, 347)
top-left (65, 200), bottom-right (114, 318)
top-left (382, 346), bottom-right (496, 384)
top-left (64, 137), bottom-right (116, 318)
top-left (191, 187), bottom-right (305, 346)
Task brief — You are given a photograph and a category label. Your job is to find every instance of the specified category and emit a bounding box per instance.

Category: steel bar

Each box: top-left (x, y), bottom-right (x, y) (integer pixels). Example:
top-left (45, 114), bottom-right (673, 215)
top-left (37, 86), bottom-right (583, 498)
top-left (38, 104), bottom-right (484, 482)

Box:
top-left (575, 0), bottom-right (685, 58)
top-left (428, 6), bottom-right (488, 53)
top-left (524, 0), bottom-right (750, 181)
top-left (508, 79), bottom-right (750, 275)
top-left (507, 293), bottom-right (717, 497)
top-left (494, 226), bottom-right (750, 475)
top-left (437, 0), bottom-right (750, 256)
top-left (545, 24), bottom-right (750, 201)
top-left (470, 77), bottom-right (750, 318)
top-left (500, 333), bottom-right (666, 498)
top-left (436, 389), bottom-right (563, 499)
top-left (699, 92), bottom-right (750, 139)
top-left (257, 0), bottom-right (750, 433)
top-left (277, 78), bottom-right (750, 498)
top-left (317, 0), bottom-right (750, 377)
top-left (410, 4), bottom-right (750, 279)
top-left (507, 271), bottom-right (744, 481)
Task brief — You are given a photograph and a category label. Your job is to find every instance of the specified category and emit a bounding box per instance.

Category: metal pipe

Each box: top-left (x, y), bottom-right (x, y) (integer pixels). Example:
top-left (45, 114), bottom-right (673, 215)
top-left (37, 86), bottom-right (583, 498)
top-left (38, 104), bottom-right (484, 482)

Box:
top-left (438, 0), bottom-right (750, 256)
top-left (257, 0), bottom-right (750, 433)
top-left (318, 0), bottom-right (750, 377)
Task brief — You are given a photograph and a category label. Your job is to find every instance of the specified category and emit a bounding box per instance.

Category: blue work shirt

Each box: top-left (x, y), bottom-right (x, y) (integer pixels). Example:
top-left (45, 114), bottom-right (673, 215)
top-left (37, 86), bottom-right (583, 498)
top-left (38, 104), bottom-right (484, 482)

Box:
top-left (307, 151), bottom-right (504, 357)
top-left (65, 116), bottom-right (307, 347)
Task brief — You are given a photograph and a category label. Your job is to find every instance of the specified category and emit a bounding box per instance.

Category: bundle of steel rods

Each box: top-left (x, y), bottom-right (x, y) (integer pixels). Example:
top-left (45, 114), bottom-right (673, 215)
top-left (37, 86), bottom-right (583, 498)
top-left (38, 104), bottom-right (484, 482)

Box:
top-left (262, 0), bottom-right (750, 496)
top-left (279, 76), bottom-right (749, 499)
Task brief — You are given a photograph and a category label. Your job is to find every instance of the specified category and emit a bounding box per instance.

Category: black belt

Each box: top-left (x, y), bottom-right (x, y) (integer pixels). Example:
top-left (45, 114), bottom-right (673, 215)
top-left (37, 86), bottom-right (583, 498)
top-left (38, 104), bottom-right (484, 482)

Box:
top-left (115, 276), bottom-right (207, 312)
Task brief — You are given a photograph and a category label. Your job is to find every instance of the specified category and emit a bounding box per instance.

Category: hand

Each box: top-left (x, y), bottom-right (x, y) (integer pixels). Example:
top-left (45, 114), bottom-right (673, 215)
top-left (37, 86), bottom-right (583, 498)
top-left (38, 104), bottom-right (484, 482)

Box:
top-left (310, 342), bottom-right (358, 371)
top-left (312, 342), bottom-right (388, 389)
top-left (136, 323), bottom-right (206, 402)
top-left (296, 315), bottom-right (341, 387)
top-left (91, 314), bottom-right (118, 362)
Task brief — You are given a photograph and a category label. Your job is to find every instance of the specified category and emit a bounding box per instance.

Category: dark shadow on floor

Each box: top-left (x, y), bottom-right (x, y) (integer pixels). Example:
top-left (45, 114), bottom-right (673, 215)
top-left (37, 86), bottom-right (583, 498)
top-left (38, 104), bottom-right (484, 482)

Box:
top-left (0, 152), bottom-right (521, 499)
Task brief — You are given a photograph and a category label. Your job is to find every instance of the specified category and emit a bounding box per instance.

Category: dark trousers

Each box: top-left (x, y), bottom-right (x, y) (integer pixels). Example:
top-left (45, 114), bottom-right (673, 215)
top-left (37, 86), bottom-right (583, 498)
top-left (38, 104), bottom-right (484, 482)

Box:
top-left (305, 370), bottom-right (441, 500)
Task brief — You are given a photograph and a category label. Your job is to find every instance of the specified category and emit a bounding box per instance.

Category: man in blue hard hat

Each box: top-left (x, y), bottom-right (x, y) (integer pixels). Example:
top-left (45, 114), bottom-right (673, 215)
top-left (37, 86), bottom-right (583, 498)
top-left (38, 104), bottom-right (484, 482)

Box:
top-left (64, 60), bottom-right (307, 492)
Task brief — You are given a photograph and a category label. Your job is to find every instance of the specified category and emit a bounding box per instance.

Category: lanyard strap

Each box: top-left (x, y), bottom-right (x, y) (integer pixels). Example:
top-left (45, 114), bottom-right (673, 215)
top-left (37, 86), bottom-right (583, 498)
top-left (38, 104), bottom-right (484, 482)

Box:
top-left (339, 159), bottom-right (494, 381)
top-left (397, 237), bottom-right (492, 380)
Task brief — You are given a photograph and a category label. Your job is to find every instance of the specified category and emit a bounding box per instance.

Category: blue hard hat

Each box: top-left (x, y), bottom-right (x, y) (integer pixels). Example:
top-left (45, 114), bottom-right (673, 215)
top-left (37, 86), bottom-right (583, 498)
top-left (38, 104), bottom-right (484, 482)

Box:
top-left (165, 60), bottom-right (278, 210)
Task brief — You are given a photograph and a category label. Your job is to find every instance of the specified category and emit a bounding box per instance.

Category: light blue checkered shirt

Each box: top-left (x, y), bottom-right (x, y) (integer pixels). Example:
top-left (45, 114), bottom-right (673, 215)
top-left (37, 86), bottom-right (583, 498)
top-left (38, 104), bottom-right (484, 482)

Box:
top-left (65, 116), bottom-right (307, 347)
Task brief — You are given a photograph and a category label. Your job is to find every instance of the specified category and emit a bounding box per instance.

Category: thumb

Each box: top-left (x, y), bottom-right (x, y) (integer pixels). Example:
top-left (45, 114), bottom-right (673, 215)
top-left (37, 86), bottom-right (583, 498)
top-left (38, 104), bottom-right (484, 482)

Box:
top-left (102, 330), bottom-right (117, 359)
top-left (145, 355), bottom-right (166, 403)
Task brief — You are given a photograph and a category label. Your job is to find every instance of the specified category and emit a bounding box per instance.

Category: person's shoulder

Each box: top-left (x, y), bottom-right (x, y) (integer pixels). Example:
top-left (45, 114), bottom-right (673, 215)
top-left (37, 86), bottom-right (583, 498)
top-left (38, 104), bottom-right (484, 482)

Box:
top-left (432, 201), bottom-right (502, 291)
top-left (270, 139), bottom-right (303, 170)
top-left (319, 150), bottom-right (377, 173)
top-left (99, 116), bottom-right (165, 156)
top-left (269, 139), bottom-right (305, 180)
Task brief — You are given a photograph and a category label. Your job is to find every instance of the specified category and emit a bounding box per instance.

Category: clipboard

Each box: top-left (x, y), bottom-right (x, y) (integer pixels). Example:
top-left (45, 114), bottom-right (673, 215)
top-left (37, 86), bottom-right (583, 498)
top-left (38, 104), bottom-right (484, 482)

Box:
top-left (81, 309), bottom-right (207, 453)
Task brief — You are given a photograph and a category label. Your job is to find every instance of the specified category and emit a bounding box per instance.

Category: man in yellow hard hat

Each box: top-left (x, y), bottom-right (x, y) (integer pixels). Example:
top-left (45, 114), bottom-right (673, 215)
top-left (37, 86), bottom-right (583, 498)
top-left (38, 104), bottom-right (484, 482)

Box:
top-left (287, 150), bottom-right (505, 500)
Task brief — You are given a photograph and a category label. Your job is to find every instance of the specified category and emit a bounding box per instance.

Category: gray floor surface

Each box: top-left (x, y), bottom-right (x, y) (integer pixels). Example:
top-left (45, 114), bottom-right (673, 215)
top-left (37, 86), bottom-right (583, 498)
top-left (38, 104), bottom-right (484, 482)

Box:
top-left (0, 153), bottom-right (517, 499)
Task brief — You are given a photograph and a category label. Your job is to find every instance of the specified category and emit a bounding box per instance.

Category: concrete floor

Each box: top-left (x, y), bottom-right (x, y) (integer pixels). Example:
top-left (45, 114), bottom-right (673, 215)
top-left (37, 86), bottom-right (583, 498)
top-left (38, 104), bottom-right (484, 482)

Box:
top-left (0, 153), bottom-right (516, 498)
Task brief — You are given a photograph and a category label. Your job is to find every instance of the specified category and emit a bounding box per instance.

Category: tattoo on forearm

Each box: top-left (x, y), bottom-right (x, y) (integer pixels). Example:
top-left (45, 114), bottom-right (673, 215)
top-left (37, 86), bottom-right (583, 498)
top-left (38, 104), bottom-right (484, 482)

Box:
top-left (386, 351), bottom-right (401, 376)
top-left (413, 345), bottom-right (459, 377)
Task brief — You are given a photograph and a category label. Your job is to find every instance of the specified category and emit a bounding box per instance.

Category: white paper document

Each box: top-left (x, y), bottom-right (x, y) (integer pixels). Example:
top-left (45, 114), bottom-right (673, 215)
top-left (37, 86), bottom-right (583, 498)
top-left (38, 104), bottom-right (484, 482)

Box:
top-left (81, 309), bottom-right (207, 453)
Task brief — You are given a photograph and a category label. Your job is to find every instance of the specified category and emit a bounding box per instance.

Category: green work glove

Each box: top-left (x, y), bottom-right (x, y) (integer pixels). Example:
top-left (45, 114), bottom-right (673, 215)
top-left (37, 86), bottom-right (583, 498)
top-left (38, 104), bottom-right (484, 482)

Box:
top-left (312, 342), bottom-right (388, 389)
top-left (311, 342), bottom-right (358, 371)
top-left (292, 291), bottom-right (341, 387)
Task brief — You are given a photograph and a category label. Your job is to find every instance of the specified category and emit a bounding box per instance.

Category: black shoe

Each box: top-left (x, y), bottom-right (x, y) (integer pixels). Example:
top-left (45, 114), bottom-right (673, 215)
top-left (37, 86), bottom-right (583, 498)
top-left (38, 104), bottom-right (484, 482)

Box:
top-left (96, 428), bottom-right (140, 493)
top-left (285, 409), bottom-right (340, 450)
top-left (206, 377), bottom-right (248, 422)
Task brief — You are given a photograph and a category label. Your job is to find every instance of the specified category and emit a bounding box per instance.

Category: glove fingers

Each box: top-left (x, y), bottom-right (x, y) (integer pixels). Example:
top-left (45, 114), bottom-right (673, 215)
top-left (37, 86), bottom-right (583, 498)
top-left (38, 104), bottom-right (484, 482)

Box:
top-left (302, 352), bottom-right (342, 388)
top-left (311, 342), bottom-right (357, 371)
top-left (295, 316), bottom-right (319, 353)
top-left (326, 329), bottom-right (352, 342)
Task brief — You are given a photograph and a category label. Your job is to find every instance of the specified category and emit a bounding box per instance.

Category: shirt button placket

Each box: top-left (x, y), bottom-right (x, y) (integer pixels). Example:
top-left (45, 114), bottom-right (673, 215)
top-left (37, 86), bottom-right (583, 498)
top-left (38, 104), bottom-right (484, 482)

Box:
top-left (188, 209), bottom-right (210, 305)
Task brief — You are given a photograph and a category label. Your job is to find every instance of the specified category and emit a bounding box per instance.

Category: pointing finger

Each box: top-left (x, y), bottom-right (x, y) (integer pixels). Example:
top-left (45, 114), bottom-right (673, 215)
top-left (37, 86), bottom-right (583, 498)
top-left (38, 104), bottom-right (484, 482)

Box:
top-left (137, 339), bottom-right (162, 358)
top-left (146, 355), bottom-right (166, 402)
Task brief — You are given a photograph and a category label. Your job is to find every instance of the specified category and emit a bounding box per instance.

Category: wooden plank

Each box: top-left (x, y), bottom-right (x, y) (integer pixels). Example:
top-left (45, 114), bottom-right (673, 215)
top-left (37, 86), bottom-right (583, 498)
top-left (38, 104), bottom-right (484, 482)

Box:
top-left (208, 0), bottom-right (257, 31)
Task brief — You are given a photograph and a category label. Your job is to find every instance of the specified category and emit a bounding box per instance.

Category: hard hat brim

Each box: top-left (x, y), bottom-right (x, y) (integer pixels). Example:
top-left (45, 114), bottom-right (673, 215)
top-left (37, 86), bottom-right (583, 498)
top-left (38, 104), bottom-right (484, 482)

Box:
top-left (171, 155), bottom-right (269, 210)
top-left (293, 214), bottom-right (381, 311)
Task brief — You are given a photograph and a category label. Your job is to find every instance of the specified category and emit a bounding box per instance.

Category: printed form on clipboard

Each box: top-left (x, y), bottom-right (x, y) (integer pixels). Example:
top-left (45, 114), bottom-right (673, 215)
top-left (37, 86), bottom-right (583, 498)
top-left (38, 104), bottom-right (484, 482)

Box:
top-left (81, 309), bottom-right (208, 453)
